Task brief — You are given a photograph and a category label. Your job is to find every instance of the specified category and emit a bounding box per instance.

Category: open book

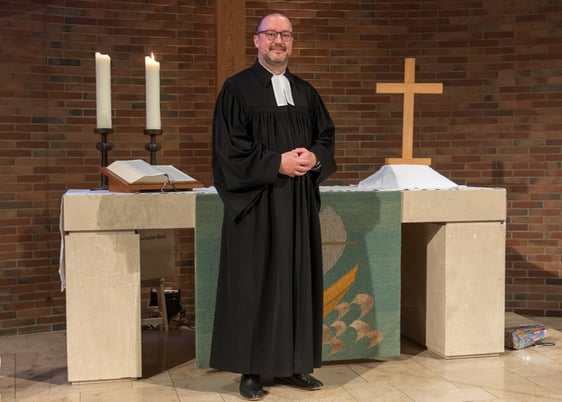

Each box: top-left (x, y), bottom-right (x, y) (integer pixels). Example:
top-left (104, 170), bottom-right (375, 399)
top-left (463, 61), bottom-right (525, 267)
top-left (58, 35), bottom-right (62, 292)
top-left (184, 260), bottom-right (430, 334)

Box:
top-left (107, 159), bottom-right (197, 184)
top-left (102, 159), bottom-right (202, 192)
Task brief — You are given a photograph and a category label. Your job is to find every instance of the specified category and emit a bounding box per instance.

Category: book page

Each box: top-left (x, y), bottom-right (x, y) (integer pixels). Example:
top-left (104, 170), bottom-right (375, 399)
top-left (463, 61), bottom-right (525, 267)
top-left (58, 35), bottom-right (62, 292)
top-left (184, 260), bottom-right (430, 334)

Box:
top-left (107, 160), bottom-right (168, 184)
top-left (154, 165), bottom-right (197, 183)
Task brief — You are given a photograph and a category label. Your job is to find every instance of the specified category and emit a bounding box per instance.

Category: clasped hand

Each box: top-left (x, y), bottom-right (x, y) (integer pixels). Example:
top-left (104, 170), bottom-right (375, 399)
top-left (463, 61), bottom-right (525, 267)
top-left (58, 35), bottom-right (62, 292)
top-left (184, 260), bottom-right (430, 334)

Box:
top-left (279, 147), bottom-right (317, 177)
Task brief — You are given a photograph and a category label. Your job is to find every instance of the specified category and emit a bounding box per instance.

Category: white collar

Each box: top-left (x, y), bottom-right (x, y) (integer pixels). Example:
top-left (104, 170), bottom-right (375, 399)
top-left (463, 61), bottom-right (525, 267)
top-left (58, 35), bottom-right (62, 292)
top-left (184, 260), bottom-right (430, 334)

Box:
top-left (271, 74), bottom-right (295, 106)
top-left (260, 62), bottom-right (295, 106)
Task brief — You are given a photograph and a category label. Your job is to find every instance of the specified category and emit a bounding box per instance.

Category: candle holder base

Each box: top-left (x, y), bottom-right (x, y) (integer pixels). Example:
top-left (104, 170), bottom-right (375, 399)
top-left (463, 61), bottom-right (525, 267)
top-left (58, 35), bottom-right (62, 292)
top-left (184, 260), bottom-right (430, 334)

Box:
top-left (94, 128), bottom-right (114, 190)
top-left (144, 129), bottom-right (163, 165)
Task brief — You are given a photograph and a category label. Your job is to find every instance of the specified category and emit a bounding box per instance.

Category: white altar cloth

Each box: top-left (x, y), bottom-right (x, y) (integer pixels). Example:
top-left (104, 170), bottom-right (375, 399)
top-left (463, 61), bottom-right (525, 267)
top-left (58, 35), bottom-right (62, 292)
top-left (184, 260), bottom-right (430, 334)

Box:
top-left (358, 164), bottom-right (460, 191)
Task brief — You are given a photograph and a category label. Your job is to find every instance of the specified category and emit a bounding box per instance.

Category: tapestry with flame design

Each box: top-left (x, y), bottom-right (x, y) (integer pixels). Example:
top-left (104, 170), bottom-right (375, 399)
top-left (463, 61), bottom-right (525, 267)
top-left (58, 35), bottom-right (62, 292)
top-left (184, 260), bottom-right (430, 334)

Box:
top-left (195, 190), bottom-right (401, 367)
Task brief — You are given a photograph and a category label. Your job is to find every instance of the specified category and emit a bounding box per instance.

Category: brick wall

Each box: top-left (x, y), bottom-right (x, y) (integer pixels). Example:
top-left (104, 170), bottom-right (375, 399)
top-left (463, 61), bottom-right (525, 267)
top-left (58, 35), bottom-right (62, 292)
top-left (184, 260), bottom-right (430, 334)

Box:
top-left (0, 0), bottom-right (561, 335)
top-left (0, 0), bottom-right (217, 335)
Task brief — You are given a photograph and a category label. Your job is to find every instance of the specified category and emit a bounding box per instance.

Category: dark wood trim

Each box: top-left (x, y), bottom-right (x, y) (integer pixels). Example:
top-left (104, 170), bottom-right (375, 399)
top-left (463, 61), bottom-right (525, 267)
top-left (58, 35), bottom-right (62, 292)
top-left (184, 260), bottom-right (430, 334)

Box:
top-left (216, 0), bottom-right (246, 94)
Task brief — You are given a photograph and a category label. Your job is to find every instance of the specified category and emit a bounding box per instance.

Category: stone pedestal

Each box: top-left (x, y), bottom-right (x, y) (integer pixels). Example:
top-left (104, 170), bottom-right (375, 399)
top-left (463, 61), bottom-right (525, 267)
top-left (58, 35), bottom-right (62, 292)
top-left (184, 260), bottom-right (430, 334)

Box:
top-left (62, 190), bottom-right (196, 383)
top-left (401, 188), bottom-right (506, 358)
top-left (65, 231), bottom-right (141, 382)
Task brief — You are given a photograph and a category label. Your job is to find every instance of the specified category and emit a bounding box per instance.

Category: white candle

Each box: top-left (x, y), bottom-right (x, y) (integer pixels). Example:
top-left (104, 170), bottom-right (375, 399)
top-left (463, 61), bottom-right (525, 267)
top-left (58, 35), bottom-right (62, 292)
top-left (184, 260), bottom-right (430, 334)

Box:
top-left (95, 52), bottom-right (112, 129)
top-left (145, 54), bottom-right (161, 130)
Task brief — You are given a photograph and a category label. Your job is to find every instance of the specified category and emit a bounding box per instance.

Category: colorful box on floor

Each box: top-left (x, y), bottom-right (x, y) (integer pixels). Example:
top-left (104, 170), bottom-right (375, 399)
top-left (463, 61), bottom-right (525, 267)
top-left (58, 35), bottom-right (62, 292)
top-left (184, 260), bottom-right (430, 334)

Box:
top-left (505, 324), bottom-right (547, 349)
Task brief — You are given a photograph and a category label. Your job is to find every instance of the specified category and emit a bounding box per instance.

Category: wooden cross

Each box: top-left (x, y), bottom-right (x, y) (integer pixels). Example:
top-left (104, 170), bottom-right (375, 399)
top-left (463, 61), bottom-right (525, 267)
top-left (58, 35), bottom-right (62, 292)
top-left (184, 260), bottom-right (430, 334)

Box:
top-left (376, 58), bottom-right (443, 165)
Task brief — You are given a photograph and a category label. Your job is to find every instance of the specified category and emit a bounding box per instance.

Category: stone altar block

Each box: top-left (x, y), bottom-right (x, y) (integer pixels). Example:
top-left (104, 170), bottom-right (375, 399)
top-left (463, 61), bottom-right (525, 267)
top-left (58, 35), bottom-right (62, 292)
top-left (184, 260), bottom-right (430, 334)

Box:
top-left (401, 188), bottom-right (506, 358)
top-left (61, 190), bottom-right (196, 383)
top-left (65, 231), bottom-right (141, 381)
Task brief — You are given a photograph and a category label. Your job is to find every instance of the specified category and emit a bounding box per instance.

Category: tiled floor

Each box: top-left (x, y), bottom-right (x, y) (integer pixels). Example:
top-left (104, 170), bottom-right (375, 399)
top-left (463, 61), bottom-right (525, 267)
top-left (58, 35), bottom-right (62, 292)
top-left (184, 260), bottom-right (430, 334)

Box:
top-left (1, 313), bottom-right (562, 401)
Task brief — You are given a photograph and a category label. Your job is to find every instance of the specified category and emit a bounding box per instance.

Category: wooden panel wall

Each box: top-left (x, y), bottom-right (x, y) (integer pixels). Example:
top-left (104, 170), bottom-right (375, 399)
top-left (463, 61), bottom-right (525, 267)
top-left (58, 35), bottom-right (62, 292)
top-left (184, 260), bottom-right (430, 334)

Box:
top-left (216, 0), bottom-right (246, 93)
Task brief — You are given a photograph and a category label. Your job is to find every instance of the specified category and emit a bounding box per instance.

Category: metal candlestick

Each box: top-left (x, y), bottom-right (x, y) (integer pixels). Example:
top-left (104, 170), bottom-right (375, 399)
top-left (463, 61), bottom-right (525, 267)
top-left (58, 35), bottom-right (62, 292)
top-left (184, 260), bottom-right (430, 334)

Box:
top-left (94, 128), bottom-right (114, 189)
top-left (144, 129), bottom-right (163, 165)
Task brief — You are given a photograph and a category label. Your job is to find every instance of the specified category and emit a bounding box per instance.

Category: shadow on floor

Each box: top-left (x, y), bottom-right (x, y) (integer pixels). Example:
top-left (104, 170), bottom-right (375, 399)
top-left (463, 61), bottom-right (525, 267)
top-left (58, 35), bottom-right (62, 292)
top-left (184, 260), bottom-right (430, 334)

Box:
top-left (141, 327), bottom-right (195, 378)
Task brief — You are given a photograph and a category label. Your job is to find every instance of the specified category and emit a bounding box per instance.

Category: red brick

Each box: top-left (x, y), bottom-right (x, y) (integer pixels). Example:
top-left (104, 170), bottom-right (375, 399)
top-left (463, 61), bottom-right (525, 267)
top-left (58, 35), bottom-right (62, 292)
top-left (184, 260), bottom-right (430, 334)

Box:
top-left (1, 0), bottom-right (562, 334)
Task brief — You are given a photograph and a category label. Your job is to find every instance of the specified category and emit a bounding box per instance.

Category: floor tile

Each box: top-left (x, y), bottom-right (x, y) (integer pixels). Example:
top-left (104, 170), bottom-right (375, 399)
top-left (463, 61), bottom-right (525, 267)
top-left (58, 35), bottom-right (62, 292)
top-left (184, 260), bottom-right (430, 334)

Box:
top-left (1, 315), bottom-right (562, 401)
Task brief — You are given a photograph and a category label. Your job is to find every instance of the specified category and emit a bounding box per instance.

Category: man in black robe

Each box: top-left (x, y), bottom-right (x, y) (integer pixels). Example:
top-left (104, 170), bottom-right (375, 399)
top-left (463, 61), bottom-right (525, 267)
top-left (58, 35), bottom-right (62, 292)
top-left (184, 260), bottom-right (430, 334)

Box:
top-left (210, 12), bottom-right (336, 400)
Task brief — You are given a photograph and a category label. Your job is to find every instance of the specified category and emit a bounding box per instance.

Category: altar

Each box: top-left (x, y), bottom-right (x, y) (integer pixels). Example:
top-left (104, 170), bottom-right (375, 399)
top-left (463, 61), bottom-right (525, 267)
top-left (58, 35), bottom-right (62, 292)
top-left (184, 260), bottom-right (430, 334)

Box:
top-left (61, 184), bottom-right (506, 382)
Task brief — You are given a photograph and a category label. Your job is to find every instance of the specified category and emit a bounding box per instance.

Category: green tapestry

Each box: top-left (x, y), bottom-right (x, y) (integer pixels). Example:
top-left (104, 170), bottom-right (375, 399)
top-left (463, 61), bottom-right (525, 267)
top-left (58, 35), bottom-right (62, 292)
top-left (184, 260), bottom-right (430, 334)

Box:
top-left (195, 190), bottom-right (402, 368)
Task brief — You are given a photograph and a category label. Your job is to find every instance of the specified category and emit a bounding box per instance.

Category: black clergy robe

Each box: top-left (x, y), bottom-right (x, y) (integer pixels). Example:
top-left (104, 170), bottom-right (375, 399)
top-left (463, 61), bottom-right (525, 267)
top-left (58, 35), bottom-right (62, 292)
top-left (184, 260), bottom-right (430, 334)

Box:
top-left (209, 61), bottom-right (336, 377)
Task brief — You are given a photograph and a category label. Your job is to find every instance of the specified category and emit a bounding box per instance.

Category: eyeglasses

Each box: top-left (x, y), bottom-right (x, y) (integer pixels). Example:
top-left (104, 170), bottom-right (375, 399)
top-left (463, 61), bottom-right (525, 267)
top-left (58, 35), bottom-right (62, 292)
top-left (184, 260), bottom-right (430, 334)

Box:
top-left (257, 30), bottom-right (293, 42)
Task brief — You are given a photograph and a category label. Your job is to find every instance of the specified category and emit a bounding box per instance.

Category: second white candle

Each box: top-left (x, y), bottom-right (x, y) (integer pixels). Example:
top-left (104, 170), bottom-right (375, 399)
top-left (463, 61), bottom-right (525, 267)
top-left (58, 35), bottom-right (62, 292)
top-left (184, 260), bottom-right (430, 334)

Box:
top-left (145, 54), bottom-right (161, 130)
top-left (95, 52), bottom-right (112, 129)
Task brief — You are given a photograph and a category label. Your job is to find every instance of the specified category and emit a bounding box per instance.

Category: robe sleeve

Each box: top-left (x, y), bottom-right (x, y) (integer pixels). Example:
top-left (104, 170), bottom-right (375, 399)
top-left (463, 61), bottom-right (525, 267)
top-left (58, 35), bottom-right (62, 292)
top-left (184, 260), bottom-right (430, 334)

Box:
top-left (212, 81), bottom-right (281, 221)
top-left (308, 88), bottom-right (337, 184)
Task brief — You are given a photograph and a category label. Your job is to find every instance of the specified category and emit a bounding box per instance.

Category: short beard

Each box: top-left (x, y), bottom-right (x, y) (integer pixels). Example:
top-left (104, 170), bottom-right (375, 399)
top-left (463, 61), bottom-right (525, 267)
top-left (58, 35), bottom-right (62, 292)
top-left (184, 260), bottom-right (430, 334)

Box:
top-left (264, 51), bottom-right (289, 67)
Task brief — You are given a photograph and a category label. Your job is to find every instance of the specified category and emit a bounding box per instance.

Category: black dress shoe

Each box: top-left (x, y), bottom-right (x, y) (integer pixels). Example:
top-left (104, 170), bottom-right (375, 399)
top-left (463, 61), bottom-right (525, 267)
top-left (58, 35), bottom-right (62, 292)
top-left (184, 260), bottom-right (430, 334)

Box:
top-left (240, 374), bottom-right (266, 400)
top-left (274, 373), bottom-right (323, 390)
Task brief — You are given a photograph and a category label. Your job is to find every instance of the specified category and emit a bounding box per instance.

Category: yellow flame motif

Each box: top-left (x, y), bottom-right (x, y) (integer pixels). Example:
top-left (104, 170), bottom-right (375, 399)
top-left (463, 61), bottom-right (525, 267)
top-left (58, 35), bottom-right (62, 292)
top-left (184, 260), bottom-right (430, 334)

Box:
top-left (323, 263), bottom-right (358, 318)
